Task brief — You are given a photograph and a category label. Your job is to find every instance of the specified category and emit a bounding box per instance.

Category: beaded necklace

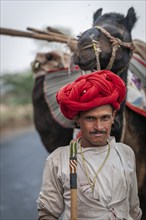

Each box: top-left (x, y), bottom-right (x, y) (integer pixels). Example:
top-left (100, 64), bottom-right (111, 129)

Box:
top-left (79, 141), bottom-right (110, 192)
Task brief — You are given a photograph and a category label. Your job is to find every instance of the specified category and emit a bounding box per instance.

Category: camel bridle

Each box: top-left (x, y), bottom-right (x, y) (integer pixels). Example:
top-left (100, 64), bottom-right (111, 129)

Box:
top-left (77, 25), bottom-right (134, 75)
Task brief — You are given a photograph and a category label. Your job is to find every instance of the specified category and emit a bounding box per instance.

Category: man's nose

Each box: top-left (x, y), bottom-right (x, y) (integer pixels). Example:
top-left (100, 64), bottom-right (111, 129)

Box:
top-left (93, 119), bottom-right (103, 130)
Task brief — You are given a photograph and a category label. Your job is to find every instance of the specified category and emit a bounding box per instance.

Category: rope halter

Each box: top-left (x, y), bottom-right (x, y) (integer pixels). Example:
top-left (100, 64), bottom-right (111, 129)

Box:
top-left (77, 25), bottom-right (134, 74)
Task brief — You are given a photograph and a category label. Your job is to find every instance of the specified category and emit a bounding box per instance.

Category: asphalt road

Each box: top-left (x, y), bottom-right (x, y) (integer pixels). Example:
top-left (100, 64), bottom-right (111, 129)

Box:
top-left (0, 127), bottom-right (49, 220)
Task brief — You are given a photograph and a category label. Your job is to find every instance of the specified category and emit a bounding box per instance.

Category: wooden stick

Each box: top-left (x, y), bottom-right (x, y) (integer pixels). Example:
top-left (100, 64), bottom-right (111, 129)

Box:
top-left (47, 26), bottom-right (65, 35)
top-left (70, 140), bottom-right (78, 220)
top-left (27, 27), bottom-right (51, 35)
top-left (27, 26), bottom-right (73, 42)
top-left (0, 27), bottom-right (77, 51)
top-left (71, 189), bottom-right (78, 220)
top-left (0, 27), bottom-right (74, 42)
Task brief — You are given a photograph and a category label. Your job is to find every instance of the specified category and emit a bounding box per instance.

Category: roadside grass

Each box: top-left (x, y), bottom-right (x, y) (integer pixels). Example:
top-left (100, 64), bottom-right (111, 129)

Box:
top-left (0, 70), bottom-right (35, 134)
top-left (1, 104), bottom-right (34, 133)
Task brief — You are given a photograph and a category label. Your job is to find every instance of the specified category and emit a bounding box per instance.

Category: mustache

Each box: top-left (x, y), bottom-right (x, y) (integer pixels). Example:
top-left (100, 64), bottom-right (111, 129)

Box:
top-left (89, 130), bottom-right (107, 135)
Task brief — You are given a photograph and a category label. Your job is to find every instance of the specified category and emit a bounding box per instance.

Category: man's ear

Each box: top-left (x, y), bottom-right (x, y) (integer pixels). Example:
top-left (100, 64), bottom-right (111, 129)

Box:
top-left (112, 110), bottom-right (117, 123)
top-left (74, 116), bottom-right (80, 127)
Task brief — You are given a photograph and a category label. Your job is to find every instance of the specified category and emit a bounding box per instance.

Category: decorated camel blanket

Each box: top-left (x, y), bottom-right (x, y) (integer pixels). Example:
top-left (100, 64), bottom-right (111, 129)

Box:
top-left (44, 67), bottom-right (82, 128)
top-left (127, 54), bottom-right (146, 117)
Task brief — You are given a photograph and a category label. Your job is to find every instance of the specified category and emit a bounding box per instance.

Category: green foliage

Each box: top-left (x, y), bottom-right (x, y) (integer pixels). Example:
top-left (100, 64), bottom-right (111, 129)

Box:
top-left (1, 70), bottom-right (34, 106)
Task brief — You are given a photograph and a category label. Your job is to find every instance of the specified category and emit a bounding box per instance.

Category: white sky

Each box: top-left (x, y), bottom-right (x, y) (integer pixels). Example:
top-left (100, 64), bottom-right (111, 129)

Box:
top-left (0, 0), bottom-right (146, 74)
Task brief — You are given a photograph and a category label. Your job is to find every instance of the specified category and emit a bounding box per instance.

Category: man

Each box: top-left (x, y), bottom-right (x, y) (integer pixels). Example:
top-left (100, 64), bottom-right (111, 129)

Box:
top-left (37, 70), bottom-right (142, 219)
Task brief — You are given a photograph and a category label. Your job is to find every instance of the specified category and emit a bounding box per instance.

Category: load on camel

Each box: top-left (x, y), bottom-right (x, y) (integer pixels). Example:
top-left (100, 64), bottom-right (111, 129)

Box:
top-left (1, 7), bottom-right (146, 218)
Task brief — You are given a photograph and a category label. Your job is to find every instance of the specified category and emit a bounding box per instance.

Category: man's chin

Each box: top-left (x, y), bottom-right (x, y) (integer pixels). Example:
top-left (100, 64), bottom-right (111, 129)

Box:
top-left (90, 136), bottom-right (108, 146)
top-left (91, 139), bottom-right (107, 147)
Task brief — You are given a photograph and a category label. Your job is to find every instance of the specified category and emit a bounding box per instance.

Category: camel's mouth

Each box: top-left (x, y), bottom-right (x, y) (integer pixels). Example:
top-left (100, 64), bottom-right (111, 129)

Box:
top-left (78, 62), bottom-right (96, 71)
top-left (73, 56), bottom-right (97, 71)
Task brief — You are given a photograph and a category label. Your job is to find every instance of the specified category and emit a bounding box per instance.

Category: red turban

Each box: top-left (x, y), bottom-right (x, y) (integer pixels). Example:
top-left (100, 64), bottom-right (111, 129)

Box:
top-left (56, 70), bottom-right (126, 119)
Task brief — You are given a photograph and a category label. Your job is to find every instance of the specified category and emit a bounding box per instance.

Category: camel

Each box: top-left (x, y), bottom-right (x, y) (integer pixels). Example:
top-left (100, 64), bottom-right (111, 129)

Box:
top-left (72, 7), bottom-right (146, 219)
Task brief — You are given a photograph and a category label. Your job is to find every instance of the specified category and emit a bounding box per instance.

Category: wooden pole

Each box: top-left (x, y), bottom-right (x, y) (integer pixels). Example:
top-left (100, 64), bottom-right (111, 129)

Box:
top-left (70, 189), bottom-right (77, 220)
top-left (0, 27), bottom-right (77, 51)
top-left (70, 140), bottom-right (78, 220)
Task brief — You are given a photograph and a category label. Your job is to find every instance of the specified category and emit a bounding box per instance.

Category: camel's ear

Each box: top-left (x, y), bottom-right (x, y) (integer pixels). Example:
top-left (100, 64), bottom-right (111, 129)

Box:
top-left (125, 7), bottom-right (137, 32)
top-left (93, 8), bottom-right (102, 25)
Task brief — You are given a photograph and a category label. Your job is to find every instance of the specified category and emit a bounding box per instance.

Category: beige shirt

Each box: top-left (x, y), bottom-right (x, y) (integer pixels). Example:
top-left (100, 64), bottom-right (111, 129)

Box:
top-left (37, 137), bottom-right (142, 220)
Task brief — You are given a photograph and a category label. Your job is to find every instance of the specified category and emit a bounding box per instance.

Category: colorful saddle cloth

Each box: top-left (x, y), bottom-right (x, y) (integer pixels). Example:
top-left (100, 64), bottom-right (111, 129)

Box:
top-left (44, 67), bottom-right (82, 128)
top-left (126, 54), bottom-right (146, 117)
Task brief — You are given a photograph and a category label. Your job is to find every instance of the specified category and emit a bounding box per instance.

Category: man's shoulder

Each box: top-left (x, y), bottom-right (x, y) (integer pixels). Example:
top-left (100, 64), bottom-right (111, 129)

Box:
top-left (115, 142), bottom-right (135, 160)
top-left (116, 142), bottom-right (134, 152)
top-left (47, 145), bottom-right (70, 160)
top-left (110, 137), bottom-right (134, 155)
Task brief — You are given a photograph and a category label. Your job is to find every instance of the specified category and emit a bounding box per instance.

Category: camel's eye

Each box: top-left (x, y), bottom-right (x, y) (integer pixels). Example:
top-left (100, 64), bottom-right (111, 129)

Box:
top-left (89, 33), bottom-right (95, 39)
top-left (46, 54), bottom-right (53, 61)
top-left (115, 34), bottom-right (123, 40)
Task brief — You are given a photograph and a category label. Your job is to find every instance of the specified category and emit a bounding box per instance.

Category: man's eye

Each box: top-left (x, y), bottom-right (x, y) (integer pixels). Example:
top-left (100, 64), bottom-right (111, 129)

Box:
top-left (101, 115), bottom-right (111, 121)
top-left (85, 117), bottom-right (94, 121)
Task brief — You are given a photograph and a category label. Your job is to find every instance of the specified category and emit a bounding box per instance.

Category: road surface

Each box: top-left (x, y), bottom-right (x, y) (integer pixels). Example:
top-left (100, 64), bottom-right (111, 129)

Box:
top-left (0, 127), bottom-right (48, 220)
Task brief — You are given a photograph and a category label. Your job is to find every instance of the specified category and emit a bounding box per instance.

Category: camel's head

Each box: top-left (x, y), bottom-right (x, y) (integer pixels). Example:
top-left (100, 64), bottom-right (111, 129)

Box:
top-left (31, 51), bottom-right (70, 77)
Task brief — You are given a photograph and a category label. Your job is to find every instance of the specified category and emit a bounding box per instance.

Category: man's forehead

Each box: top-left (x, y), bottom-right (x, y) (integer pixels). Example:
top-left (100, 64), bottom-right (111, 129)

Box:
top-left (80, 105), bottom-right (113, 116)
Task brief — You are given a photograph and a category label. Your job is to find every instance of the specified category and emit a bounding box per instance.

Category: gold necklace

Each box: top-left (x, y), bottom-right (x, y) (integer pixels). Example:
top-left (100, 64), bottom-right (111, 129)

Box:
top-left (79, 141), bottom-right (110, 192)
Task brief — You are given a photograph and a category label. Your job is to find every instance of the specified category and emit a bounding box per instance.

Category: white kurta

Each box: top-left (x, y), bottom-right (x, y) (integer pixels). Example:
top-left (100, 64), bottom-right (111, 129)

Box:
top-left (37, 137), bottom-right (142, 220)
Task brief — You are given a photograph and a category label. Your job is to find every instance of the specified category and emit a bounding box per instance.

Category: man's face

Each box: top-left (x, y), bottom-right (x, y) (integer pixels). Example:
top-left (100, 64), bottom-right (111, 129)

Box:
top-left (75, 105), bottom-right (116, 147)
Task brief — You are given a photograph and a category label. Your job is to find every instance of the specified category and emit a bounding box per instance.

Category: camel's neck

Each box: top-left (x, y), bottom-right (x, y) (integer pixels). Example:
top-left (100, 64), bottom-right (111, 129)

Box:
top-left (110, 68), bottom-right (128, 142)
top-left (118, 68), bottom-right (128, 87)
